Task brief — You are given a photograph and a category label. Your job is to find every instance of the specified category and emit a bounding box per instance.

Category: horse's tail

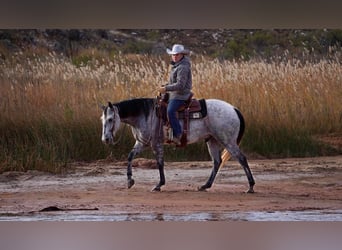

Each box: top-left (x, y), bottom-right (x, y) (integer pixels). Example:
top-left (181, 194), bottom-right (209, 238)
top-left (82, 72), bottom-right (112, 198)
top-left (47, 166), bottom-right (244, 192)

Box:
top-left (233, 107), bottom-right (245, 144)
top-left (219, 107), bottom-right (245, 169)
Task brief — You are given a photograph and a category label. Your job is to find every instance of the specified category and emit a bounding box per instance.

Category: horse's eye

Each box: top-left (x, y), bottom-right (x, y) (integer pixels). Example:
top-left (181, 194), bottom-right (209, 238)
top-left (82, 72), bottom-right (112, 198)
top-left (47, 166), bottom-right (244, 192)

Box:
top-left (108, 118), bottom-right (113, 123)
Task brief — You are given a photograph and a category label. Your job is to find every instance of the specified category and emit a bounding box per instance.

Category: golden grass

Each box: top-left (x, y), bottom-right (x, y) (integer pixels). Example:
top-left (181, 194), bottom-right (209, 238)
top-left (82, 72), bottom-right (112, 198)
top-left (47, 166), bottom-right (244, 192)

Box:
top-left (1, 51), bottom-right (341, 135)
top-left (2, 52), bottom-right (341, 128)
top-left (192, 57), bottom-right (342, 134)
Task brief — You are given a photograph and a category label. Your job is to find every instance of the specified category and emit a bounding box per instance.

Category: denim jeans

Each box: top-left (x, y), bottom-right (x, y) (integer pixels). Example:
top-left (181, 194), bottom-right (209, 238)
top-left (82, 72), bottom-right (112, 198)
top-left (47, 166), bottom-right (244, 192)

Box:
top-left (167, 99), bottom-right (185, 138)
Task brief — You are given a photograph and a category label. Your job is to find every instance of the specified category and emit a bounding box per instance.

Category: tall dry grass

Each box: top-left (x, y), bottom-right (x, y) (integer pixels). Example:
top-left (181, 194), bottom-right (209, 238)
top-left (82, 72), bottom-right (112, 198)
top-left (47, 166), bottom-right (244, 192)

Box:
top-left (193, 57), bottom-right (341, 133)
top-left (0, 50), bottom-right (341, 172)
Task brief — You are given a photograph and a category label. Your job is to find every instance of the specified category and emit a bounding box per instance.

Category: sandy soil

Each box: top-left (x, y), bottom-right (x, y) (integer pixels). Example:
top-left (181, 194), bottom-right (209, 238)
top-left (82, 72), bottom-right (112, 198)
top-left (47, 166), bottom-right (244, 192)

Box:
top-left (0, 156), bottom-right (341, 221)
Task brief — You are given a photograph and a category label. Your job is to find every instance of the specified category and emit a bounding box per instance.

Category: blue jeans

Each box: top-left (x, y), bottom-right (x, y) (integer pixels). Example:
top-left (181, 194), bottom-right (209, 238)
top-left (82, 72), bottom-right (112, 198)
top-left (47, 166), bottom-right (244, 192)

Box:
top-left (167, 99), bottom-right (185, 138)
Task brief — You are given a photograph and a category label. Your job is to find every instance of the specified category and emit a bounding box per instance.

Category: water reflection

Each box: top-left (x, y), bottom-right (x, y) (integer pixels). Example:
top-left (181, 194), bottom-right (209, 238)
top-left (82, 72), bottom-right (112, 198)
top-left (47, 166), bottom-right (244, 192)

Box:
top-left (0, 210), bottom-right (341, 221)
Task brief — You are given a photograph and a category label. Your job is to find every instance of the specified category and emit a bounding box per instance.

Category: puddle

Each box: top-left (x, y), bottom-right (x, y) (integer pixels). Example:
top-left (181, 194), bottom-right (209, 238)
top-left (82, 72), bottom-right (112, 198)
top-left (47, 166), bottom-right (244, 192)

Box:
top-left (0, 210), bottom-right (341, 221)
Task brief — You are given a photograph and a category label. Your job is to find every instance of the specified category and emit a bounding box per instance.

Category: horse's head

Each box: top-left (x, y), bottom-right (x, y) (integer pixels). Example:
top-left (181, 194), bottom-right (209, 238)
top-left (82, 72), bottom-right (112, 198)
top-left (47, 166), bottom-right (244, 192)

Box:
top-left (101, 102), bottom-right (121, 144)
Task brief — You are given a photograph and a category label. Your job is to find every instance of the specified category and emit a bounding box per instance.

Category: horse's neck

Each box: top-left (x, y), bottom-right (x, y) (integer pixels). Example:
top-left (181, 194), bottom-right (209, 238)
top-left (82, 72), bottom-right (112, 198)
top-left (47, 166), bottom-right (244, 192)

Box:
top-left (119, 117), bottom-right (136, 127)
top-left (119, 114), bottom-right (152, 128)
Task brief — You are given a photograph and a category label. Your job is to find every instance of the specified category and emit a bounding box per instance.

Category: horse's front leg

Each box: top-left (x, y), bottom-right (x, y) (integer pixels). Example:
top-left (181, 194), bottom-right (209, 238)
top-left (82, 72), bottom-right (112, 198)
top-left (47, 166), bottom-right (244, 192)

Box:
top-left (127, 142), bottom-right (145, 189)
top-left (151, 143), bottom-right (165, 192)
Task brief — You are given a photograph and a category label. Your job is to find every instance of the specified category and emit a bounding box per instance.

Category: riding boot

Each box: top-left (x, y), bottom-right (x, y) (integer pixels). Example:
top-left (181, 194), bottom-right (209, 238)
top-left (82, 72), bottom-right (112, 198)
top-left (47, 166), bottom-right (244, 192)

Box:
top-left (173, 134), bottom-right (182, 145)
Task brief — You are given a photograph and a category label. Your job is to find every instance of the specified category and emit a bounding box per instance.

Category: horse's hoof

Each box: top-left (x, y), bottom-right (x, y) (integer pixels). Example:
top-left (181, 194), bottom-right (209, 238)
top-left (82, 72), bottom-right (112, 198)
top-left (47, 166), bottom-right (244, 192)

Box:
top-left (246, 188), bottom-right (254, 193)
top-left (198, 186), bottom-right (207, 192)
top-left (127, 179), bottom-right (135, 189)
top-left (152, 186), bottom-right (161, 192)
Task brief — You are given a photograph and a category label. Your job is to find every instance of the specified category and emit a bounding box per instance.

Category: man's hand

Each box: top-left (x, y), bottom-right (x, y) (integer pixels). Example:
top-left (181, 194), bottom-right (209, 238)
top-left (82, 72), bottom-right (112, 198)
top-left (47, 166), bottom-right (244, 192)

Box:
top-left (158, 86), bottom-right (166, 94)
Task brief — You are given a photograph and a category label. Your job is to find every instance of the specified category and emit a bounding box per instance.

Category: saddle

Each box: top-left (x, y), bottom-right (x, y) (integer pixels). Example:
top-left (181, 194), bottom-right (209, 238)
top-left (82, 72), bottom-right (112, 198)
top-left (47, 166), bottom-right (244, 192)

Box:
top-left (156, 92), bottom-right (207, 147)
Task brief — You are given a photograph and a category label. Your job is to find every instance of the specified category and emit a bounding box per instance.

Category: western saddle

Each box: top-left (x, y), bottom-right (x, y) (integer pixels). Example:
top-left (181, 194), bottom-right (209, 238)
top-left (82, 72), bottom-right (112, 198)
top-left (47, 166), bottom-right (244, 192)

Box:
top-left (156, 92), bottom-right (207, 147)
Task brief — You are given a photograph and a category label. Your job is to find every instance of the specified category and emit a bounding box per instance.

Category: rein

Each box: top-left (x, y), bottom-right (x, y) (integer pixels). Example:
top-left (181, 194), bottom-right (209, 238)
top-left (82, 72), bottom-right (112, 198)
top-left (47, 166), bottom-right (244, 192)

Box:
top-left (105, 104), bottom-right (127, 146)
top-left (110, 123), bottom-right (127, 146)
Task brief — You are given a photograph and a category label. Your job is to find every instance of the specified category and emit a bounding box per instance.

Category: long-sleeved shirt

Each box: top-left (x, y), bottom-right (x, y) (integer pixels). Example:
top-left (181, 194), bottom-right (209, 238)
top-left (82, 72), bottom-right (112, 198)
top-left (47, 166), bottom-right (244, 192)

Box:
top-left (165, 56), bottom-right (192, 100)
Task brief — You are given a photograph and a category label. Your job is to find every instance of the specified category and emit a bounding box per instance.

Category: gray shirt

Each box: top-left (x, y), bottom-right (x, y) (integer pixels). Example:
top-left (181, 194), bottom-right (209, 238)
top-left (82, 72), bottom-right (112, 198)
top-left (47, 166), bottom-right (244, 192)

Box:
top-left (165, 56), bottom-right (192, 100)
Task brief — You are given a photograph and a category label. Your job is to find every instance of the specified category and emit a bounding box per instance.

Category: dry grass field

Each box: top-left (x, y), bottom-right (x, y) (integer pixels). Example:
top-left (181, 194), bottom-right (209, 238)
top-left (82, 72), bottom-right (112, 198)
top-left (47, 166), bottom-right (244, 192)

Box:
top-left (0, 51), bottom-right (341, 172)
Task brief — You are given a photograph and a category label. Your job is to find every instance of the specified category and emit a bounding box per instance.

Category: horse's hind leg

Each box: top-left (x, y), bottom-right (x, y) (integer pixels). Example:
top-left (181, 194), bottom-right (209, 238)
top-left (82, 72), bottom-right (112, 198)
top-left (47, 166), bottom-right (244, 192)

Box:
top-left (198, 138), bottom-right (222, 191)
top-left (227, 144), bottom-right (255, 193)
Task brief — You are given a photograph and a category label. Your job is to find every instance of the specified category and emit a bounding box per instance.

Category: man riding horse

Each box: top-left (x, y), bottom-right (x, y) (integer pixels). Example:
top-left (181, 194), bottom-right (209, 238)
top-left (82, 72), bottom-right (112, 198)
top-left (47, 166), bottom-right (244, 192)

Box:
top-left (159, 44), bottom-right (192, 145)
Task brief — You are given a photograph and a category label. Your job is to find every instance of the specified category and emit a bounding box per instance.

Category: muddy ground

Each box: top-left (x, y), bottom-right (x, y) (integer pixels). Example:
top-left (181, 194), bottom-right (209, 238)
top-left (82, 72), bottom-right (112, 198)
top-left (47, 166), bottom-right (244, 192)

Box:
top-left (0, 156), bottom-right (341, 221)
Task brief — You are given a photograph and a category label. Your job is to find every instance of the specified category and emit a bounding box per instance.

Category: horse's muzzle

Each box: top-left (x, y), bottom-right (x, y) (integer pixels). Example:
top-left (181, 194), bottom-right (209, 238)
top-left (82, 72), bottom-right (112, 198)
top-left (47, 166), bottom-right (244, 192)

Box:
top-left (102, 135), bottom-right (113, 145)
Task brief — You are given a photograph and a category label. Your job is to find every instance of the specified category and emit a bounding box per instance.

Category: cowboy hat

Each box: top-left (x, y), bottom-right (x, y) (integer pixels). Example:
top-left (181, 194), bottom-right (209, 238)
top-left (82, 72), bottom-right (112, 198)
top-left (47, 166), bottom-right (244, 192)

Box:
top-left (166, 44), bottom-right (190, 55)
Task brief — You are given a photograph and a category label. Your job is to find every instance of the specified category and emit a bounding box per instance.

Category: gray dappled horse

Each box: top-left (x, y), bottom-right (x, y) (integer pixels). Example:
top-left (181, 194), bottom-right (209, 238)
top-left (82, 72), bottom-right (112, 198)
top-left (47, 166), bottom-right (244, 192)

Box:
top-left (101, 98), bottom-right (255, 193)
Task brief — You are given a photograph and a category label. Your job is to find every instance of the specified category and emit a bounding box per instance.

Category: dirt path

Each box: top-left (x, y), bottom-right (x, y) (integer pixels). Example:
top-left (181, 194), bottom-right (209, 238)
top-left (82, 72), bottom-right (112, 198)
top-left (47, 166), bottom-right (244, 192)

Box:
top-left (0, 156), bottom-right (341, 221)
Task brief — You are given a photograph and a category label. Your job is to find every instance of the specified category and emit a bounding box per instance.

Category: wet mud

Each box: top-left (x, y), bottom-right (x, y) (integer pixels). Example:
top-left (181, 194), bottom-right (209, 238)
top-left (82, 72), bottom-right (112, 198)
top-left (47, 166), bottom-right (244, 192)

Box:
top-left (0, 156), bottom-right (341, 221)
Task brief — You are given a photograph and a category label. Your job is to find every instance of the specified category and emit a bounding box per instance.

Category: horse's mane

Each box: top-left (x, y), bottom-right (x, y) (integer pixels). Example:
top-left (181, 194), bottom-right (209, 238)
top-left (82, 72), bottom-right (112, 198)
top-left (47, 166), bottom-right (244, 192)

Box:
top-left (114, 98), bottom-right (155, 120)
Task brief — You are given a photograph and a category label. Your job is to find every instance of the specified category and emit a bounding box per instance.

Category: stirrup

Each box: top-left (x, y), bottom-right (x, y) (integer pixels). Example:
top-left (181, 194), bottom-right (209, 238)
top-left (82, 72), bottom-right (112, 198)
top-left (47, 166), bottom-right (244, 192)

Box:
top-left (172, 135), bottom-right (182, 145)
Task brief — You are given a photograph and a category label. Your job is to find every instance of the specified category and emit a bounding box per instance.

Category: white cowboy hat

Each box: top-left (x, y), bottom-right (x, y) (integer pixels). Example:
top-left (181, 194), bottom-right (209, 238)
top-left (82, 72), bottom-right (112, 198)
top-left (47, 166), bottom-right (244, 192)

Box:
top-left (166, 44), bottom-right (190, 55)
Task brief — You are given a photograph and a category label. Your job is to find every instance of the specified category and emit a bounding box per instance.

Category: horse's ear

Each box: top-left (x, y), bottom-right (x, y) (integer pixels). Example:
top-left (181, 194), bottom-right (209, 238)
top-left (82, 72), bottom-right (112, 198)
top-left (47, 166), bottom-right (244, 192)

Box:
top-left (100, 104), bottom-right (106, 111)
top-left (108, 102), bottom-right (114, 109)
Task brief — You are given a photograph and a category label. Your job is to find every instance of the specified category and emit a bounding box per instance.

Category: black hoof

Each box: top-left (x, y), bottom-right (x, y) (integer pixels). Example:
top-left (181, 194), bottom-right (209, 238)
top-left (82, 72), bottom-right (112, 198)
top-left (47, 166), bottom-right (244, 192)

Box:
top-left (128, 179), bottom-right (135, 189)
top-left (198, 186), bottom-right (208, 192)
top-left (246, 187), bottom-right (254, 193)
top-left (152, 186), bottom-right (161, 192)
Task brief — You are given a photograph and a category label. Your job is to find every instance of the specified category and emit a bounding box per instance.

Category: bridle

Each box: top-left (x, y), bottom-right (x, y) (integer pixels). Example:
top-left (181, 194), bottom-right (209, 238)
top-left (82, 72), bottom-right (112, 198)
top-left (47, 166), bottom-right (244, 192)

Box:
top-left (109, 124), bottom-right (126, 146)
top-left (103, 105), bottom-right (124, 146)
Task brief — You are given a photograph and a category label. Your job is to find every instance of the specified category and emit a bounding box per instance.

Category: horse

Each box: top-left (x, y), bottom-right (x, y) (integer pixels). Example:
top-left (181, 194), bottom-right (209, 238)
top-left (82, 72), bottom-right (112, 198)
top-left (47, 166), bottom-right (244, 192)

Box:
top-left (101, 97), bottom-right (255, 193)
